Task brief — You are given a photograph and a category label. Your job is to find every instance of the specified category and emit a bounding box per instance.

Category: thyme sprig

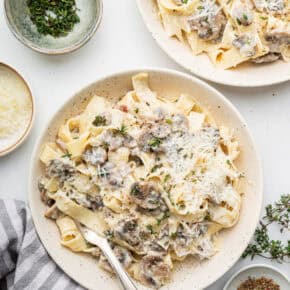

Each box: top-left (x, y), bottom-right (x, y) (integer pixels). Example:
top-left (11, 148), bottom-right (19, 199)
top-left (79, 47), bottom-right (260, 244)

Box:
top-left (242, 194), bottom-right (290, 263)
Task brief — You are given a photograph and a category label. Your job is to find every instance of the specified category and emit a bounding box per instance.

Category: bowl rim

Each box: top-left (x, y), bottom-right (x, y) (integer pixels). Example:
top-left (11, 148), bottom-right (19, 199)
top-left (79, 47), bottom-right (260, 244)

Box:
top-left (4, 0), bottom-right (103, 55)
top-left (0, 62), bottom-right (35, 157)
top-left (28, 67), bottom-right (263, 289)
top-left (135, 0), bottom-right (290, 87)
top-left (223, 263), bottom-right (290, 290)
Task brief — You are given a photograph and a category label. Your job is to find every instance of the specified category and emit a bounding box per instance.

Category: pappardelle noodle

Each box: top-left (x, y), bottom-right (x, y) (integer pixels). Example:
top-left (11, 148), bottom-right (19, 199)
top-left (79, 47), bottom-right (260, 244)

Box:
top-left (39, 73), bottom-right (242, 288)
top-left (156, 0), bottom-right (290, 69)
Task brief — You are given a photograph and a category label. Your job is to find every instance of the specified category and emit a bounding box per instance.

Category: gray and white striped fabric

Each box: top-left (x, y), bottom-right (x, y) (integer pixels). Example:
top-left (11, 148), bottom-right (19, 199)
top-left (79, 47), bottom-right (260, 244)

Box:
top-left (0, 199), bottom-right (84, 290)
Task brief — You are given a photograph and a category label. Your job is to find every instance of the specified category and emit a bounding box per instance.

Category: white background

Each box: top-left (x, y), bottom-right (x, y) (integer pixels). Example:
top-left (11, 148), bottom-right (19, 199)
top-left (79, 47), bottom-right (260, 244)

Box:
top-left (0, 0), bottom-right (289, 289)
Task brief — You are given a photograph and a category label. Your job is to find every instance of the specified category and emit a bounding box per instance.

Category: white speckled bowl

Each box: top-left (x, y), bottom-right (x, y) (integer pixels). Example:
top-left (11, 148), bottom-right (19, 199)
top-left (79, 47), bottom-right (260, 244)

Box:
top-left (4, 0), bottom-right (103, 55)
top-left (29, 68), bottom-right (263, 290)
top-left (136, 0), bottom-right (290, 87)
top-left (223, 264), bottom-right (290, 290)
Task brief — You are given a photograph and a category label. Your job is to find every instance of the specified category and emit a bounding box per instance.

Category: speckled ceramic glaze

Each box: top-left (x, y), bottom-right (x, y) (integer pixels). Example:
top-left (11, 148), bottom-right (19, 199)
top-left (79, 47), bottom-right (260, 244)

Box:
top-left (4, 0), bottom-right (103, 54)
top-left (136, 0), bottom-right (290, 87)
top-left (29, 69), bottom-right (263, 290)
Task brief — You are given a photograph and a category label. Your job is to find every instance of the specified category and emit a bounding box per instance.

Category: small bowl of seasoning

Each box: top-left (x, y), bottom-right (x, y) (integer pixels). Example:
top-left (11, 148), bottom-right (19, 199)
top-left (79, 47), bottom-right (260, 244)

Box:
top-left (4, 0), bottom-right (103, 55)
top-left (0, 63), bottom-right (34, 156)
top-left (223, 264), bottom-right (289, 290)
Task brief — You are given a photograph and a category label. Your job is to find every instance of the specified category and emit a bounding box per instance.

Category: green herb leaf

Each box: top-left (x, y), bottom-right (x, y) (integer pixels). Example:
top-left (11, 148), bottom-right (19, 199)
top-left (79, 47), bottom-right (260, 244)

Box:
top-left (148, 137), bottom-right (162, 148)
top-left (93, 115), bottom-right (107, 127)
top-left (27, 0), bottom-right (80, 38)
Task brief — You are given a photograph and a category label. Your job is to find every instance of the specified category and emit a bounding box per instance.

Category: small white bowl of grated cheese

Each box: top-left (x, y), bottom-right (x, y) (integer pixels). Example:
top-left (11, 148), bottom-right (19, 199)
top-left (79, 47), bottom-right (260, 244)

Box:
top-left (0, 63), bottom-right (34, 156)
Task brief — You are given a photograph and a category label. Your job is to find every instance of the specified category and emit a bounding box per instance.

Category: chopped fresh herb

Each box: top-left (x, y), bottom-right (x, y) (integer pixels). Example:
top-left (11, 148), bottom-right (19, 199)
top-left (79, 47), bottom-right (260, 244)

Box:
top-left (170, 232), bottom-right (177, 239)
top-left (151, 164), bottom-right (163, 173)
top-left (197, 5), bottom-right (204, 10)
top-left (93, 115), bottom-right (107, 126)
top-left (164, 174), bottom-right (171, 183)
top-left (182, 0), bottom-right (189, 3)
top-left (226, 160), bottom-right (232, 166)
top-left (243, 13), bottom-right (248, 21)
top-left (165, 119), bottom-right (173, 125)
top-left (61, 152), bottom-right (72, 158)
top-left (242, 194), bottom-right (290, 263)
top-left (146, 224), bottom-right (154, 234)
top-left (236, 18), bottom-right (242, 25)
top-left (115, 124), bottom-right (127, 136)
top-left (260, 16), bottom-right (268, 20)
top-left (134, 108), bottom-right (139, 114)
top-left (27, 0), bottom-right (80, 38)
top-left (177, 147), bottom-right (183, 153)
top-left (148, 137), bottom-right (162, 148)
top-left (156, 210), bottom-right (170, 225)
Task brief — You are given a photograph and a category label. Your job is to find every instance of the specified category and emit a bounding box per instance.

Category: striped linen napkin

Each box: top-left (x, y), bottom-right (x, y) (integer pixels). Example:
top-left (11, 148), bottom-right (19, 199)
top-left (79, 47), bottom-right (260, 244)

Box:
top-left (0, 199), bottom-right (84, 290)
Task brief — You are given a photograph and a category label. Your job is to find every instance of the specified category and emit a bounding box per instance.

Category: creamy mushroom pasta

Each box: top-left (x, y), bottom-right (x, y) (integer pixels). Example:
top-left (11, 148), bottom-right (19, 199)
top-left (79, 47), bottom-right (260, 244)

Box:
top-left (39, 73), bottom-right (242, 288)
top-left (156, 0), bottom-right (290, 68)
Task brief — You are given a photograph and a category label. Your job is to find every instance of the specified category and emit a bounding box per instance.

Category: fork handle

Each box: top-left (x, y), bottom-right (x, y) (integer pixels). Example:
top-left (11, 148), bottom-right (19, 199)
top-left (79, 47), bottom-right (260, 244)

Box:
top-left (100, 241), bottom-right (138, 290)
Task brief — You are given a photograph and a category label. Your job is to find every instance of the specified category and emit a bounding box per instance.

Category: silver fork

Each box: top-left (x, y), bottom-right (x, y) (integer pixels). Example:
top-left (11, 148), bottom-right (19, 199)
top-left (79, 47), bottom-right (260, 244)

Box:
top-left (77, 224), bottom-right (137, 290)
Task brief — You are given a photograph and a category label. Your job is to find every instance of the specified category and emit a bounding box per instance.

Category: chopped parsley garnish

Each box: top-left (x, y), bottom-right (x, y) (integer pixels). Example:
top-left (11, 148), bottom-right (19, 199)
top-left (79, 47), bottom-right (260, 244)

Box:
top-left (26, 0), bottom-right (80, 38)
top-left (115, 124), bottom-right (127, 136)
top-left (236, 18), bottom-right (242, 25)
top-left (164, 174), bottom-right (171, 183)
top-left (182, 0), bottom-right (189, 3)
top-left (243, 13), bottom-right (248, 21)
top-left (226, 160), bottom-right (232, 166)
top-left (197, 5), bottom-right (204, 10)
top-left (61, 152), bottom-right (72, 158)
top-left (170, 232), bottom-right (177, 239)
top-left (260, 16), bottom-right (268, 20)
top-left (151, 164), bottom-right (163, 173)
top-left (148, 137), bottom-right (162, 148)
top-left (134, 108), bottom-right (139, 114)
top-left (156, 211), bottom-right (170, 225)
top-left (92, 115), bottom-right (107, 126)
top-left (146, 224), bottom-right (154, 234)
top-left (165, 119), bottom-right (173, 125)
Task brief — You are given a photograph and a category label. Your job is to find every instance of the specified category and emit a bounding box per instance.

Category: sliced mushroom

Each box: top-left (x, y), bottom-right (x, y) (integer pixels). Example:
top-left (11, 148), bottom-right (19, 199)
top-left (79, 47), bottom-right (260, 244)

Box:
top-left (82, 146), bottom-right (107, 165)
top-left (265, 30), bottom-right (290, 46)
top-left (171, 223), bottom-right (194, 257)
top-left (189, 1), bottom-right (227, 41)
top-left (46, 159), bottom-right (75, 182)
top-left (130, 182), bottom-right (167, 213)
top-left (138, 132), bottom-right (165, 153)
top-left (252, 52), bottom-right (281, 63)
top-left (101, 130), bottom-right (124, 151)
top-left (140, 255), bottom-right (170, 288)
top-left (114, 218), bottom-right (141, 248)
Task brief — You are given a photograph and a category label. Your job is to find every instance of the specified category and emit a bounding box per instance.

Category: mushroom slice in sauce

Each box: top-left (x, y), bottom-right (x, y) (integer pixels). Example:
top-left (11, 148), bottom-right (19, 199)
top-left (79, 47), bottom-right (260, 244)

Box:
top-left (46, 159), bottom-right (75, 182)
top-left (140, 255), bottom-right (171, 288)
top-left (189, 0), bottom-right (227, 41)
top-left (130, 182), bottom-right (166, 211)
top-left (252, 52), bottom-right (281, 63)
top-left (114, 218), bottom-right (142, 249)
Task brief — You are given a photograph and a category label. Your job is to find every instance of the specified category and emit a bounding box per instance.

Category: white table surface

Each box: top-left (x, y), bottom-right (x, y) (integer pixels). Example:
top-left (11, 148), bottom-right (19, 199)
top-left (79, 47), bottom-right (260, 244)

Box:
top-left (0, 0), bottom-right (289, 289)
